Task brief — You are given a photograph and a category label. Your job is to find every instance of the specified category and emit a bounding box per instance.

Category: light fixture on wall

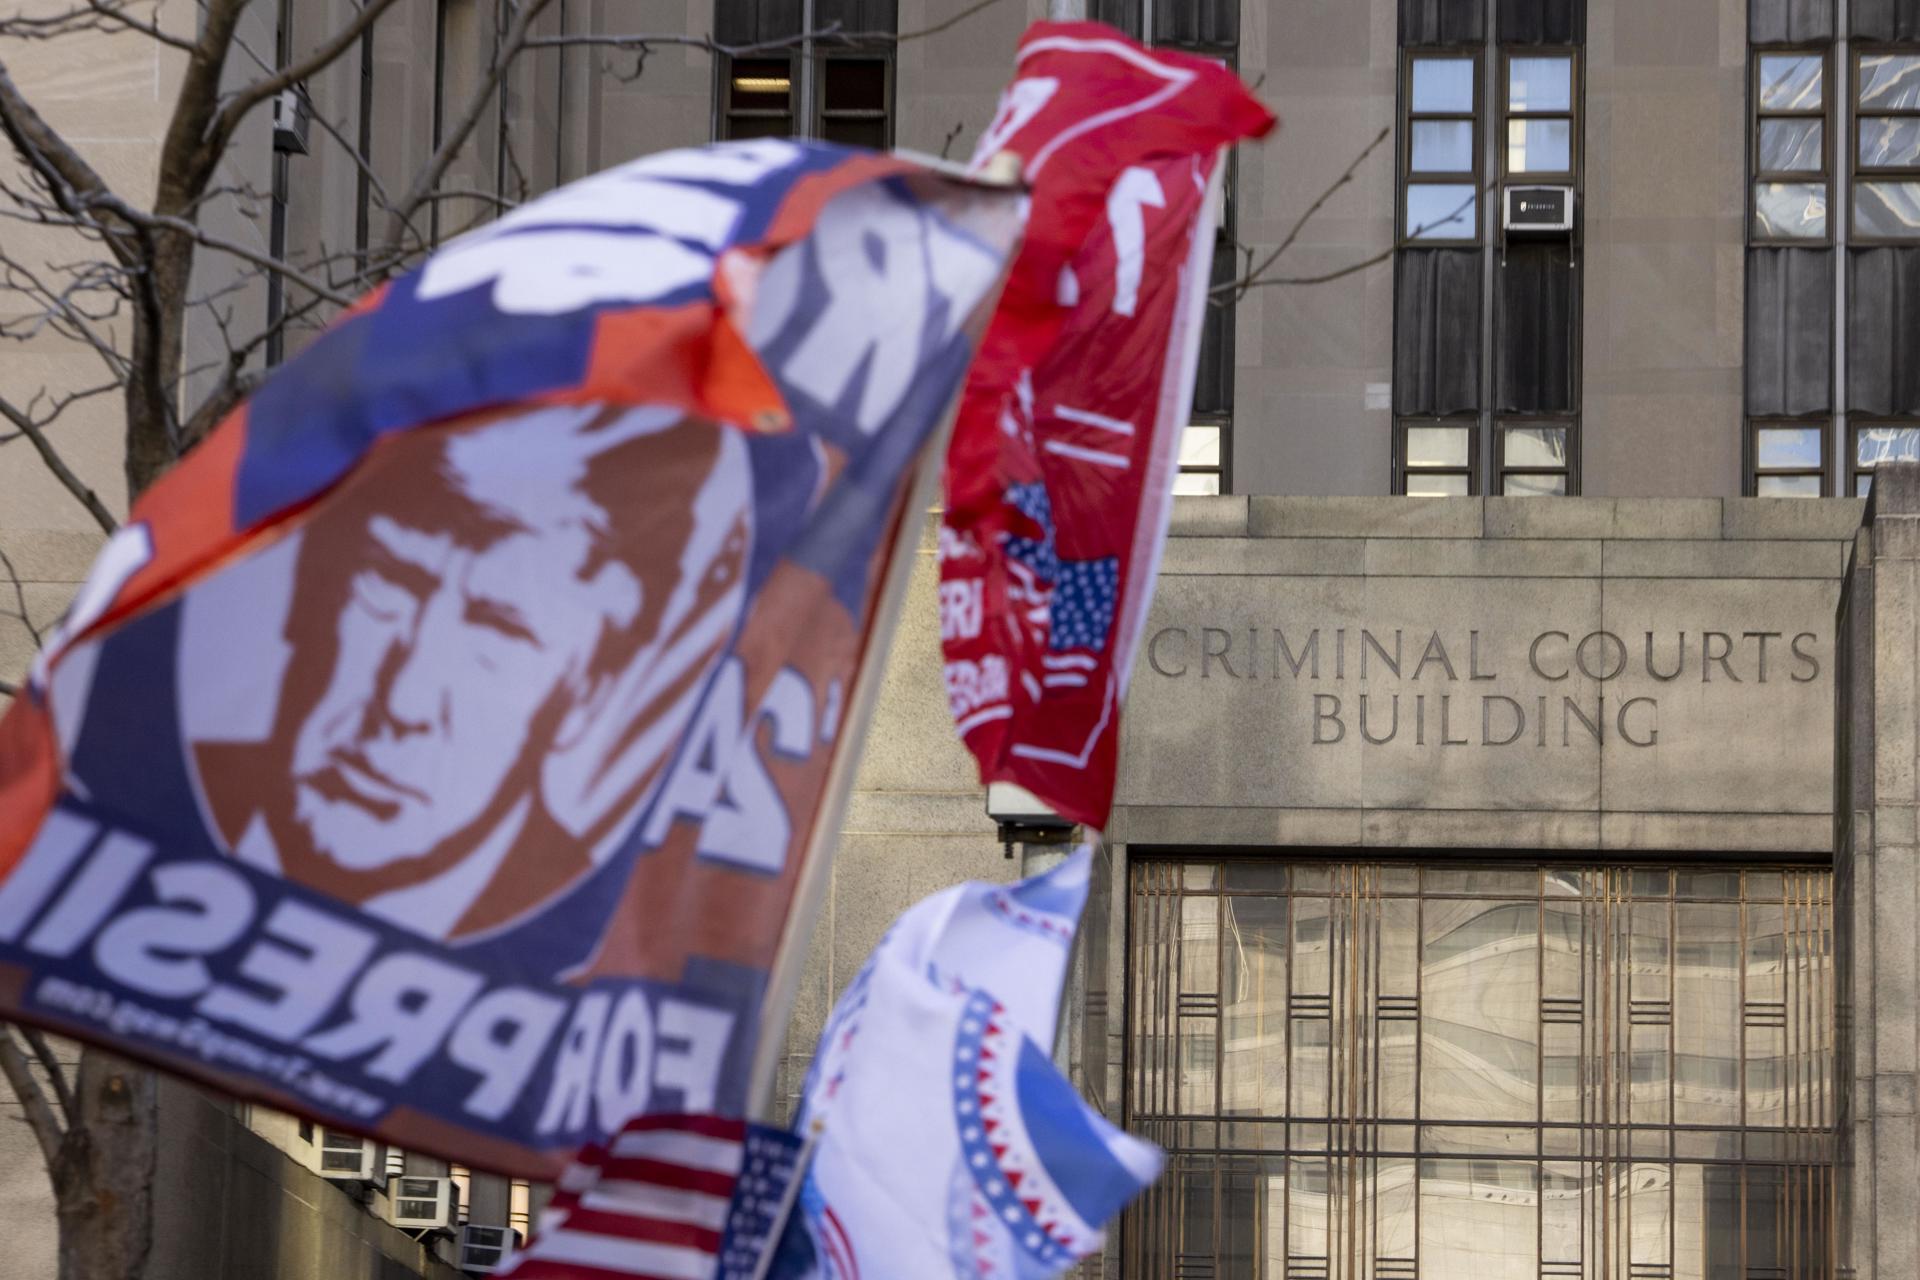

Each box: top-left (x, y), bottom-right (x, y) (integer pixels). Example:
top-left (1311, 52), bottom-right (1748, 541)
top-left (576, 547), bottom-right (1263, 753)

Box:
top-left (732, 75), bottom-right (791, 93)
top-left (985, 781), bottom-right (1076, 856)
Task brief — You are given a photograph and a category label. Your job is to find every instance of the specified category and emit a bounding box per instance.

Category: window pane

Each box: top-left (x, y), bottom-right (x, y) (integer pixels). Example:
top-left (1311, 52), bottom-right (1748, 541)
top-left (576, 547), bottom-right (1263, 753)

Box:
top-left (1503, 472), bottom-right (1568, 496)
top-left (1758, 54), bottom-right (1823, 111)
top-left (1406, 425), bottom-right (1470, 467)
top-left (1860, 118), bottom-right (1920, 169)
top-left (1507, 118), bottom-right (1572, 173)
top-left (1406, 184), bottom-right (1477, 239)
top-left (821, 117), bottom-right (887, 149)
top-left (1857, 426), bottom-right (1920, 468)
top-left (1411, 120), bottom-right (1474, 173)
top-left (1756, 425), bottom-right (1823, 470)
top-left (1174, 471), bottom-right (1223, 496)
top-left (822, 59), bottom-right (886, 111)
top-left (1407, 473), bottom-right (1470, 497)
top-left (727, 114), bottom-right (795, 140)
top-left (1759, 118), bottom-right (1823, 172)
top-left (1756, 473), bottom-right (1823, 497)
top-left (1509, 56), bottom-right (1573, 112)
top-left (1181, 424), bottom-right (1222, 469)
top-left (1504, 425), bottom-right (1568, 467)
top-left (730, 58), bottom-right (793, 110)
top-left (1855, 181), bottom-right (1920, 238)
top-left (1859, 53), bottom-right (1920, 111)
top-left (1754, 182), bottom-right (1827, 238)
top-left (1411, 58), bottom-right (1475, 114)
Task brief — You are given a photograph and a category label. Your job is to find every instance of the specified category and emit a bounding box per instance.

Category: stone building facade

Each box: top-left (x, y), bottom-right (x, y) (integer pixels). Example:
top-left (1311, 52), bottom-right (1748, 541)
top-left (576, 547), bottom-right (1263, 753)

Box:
top-left (3, 0), bottom-right (1920, 1277)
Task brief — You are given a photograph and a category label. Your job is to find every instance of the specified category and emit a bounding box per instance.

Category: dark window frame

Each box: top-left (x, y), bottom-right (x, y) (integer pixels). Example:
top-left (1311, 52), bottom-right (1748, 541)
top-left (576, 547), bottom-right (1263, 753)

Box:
top-left (1851, 46), bottom-right (1920, 245)
top-left (1495, 418), bottom-right (1581, 495)
top-left (716, 51), bottom-right (801, 140)
top-left (1400, 50), bottom-right (1485, 248)
top-left (1849, 418), bottom-right (1920, 494)
top-left (1750, 46), bottom-right (1834, 246)
top-left (1499, 47), bottom-right (1580, 184)
top-left (816, 51), bottom-right (894, 149)
top-left (1394, 416), bottom-right (1481, 495)
top-left (1748, 416), bottom-right (1833, 496)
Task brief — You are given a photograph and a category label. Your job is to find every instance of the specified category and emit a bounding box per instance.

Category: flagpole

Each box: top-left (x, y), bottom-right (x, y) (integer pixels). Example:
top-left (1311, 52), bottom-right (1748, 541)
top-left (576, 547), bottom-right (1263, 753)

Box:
top-left (745, 1119), bottom-right (824, 1280)
top-left (744, 419), bottom-right (954, 1120)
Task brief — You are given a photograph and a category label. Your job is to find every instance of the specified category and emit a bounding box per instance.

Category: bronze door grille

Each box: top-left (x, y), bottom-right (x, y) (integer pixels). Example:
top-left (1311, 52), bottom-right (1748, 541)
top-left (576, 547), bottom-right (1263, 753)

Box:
top-left (1123, 861), bottom-right (1835, 1280)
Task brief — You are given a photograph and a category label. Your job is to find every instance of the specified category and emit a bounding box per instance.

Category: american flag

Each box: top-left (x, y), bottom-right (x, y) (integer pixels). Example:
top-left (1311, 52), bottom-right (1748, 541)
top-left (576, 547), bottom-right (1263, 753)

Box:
top-left (496, 1114), bottom-right (802, 1280)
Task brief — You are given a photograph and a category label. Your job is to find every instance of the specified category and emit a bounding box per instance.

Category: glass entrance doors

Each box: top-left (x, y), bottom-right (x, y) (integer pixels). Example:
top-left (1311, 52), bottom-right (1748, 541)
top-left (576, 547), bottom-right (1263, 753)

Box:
top-left (1123, 861), bottom-right (1835, 1279)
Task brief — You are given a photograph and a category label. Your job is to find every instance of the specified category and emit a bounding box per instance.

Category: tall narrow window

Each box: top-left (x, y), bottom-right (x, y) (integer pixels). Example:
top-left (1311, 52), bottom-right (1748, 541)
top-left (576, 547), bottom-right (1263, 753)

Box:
top-left (722, 58), bottom-right (797, 139)
top-left (1854, 51), bottom-right (1920, 238)
top-left (1853, 423), bottom-right (1920, 493)
top-left (1503, 53), bottom-right (1574, 178)
top-left (715, 3), bottom-right (895, 144)
top-left (1754, 52), bottom-right (1831, 241)
top-left (1403, 54), bottom-right (1481, 242)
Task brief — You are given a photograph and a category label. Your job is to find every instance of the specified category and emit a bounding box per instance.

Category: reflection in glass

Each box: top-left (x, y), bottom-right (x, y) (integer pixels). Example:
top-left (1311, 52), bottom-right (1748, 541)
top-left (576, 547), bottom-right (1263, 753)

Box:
top-left (1860, 52), bottom-right (1920, 110)
top-left (1860, 117), bottom-right (1920, 169)
top-left (1411, 57), bottom-right (1474, 113)
top-left (1758, 424), bottom-right (1823, 469)
top-left (1758, 53), bottom-right (1823, 110)
top-left (1760, 117), bottom-right (1824, 171)
top-left (1509, 56), bottom-right (1573, 112)
top-left (1179, 423), bottom-right (1221, 469)
top-left (1507, 118), bottom-right (1572, 172)
top-left (1503, 472), bottom-right (1567, 496)
top-left (1503, 425), bottom-right (1568, 467)
top-left (1406, 184), bottom-right (1477, 239)
top-left (1407, 472), bottom-right (1469, 497)
top-left (1754, 181), bottom-right (1828, 238)
top-left (1411, 120), bottom-right (1474, 172)
top-left (1858, 425), bottom-right (1920, 470)
top-left (1125, 864), bottom-right (1834, 1279)
top-left (1173, 471), bottom-right (1222, 496)
top-left (1406, 425), bottom-right (1469, 467)
top-left (1855, 180), bottom-right (1920, 238)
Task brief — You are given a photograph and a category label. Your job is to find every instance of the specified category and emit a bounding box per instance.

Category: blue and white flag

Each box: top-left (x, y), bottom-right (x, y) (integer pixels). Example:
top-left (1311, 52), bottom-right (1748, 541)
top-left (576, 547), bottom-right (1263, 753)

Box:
top-left (774, 847), bottom-right (1160, 1279)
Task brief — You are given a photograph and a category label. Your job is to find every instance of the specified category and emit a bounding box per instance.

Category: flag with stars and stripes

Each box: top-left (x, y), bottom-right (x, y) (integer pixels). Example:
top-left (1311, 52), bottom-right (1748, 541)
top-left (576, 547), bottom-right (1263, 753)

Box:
top-left (494, 1113), bottom-right (801, 1280)
top-left (939, 22), bottom-right (1274, 831)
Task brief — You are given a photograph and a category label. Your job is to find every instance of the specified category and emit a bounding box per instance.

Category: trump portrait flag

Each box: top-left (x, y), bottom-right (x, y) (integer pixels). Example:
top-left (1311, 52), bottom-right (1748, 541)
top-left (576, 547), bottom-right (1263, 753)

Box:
top-left (0, 140), bottom-right (1022, 1177)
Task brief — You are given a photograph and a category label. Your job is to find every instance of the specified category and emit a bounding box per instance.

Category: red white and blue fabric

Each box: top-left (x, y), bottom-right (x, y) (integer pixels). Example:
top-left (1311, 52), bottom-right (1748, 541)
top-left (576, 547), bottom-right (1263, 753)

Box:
top-left (940, 23), bottom-right (1275, 829)
top-left (494, 1113), bottom-right (805, 1280)
top-left (769, 848), bottom-right (1157, 1280)
top-left (0, 140), bottom-right (1019, 1177)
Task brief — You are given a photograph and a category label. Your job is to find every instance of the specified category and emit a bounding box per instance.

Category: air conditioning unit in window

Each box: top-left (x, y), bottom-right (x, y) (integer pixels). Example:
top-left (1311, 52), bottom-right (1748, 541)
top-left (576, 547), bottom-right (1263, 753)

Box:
top-left (312, 1129), bottom-right (379, 1181)
top-left (458, 1225), bottom-right (524, 1274)
top-left (390, 1175), bottom-right (459, 1231)
top-left (1503, 184), bottom-right (1575, 235)
top-left (272, 88), bottom-right (311, 155)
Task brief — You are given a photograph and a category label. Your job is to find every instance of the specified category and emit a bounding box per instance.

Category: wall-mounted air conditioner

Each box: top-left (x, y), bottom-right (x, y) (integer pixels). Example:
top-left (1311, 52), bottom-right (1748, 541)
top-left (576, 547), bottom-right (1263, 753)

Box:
top-left (390, 1175), bottom-right (459, 1231)
top-left (312, 1129), bottom-right (378, 1181)
top-left (272, 88), bottom-right (311, 155)
top-left (458, 1225), bottom-right (524, 1274)
top-left (1503, 185), bottom-right (1575, 235)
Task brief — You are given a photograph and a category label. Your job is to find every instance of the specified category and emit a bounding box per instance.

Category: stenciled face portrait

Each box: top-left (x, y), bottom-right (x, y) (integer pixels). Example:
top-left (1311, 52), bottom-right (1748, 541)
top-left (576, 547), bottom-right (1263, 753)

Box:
top-left (185, 403), bottom-right (754, 941)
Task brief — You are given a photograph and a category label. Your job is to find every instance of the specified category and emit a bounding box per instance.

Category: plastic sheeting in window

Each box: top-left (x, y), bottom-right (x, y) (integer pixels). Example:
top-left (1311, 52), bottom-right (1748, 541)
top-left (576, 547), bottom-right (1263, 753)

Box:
top-left (1751, 0), bottom-right (1834, 43)
top-left (1496, 243), bottom-right (1579, 415)
top-left (1854, 0), bottom-right (1920, 40)
top-left (1401, 0), bottom-right (1487, 47)
top-left (1746, 247), bottom-right (1834, 417)
top-left (1395, 248), bottom-right (1484, 417)
top-left (1850, 247), bottom-right (1920, 416)
top-left (1497, 0), bottom-right (1585, 45)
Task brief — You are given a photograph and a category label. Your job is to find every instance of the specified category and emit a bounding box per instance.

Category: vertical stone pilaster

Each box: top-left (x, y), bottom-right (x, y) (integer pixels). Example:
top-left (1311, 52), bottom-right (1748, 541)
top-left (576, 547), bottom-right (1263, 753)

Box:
top-left (1841, 461), bottom-right (1920, 1280)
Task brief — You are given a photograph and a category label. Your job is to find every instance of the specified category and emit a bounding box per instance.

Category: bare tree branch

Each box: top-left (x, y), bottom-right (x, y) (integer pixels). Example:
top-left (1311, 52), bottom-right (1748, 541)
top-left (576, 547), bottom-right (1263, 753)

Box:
top-left (0, 61), bottom-right (137, 261)
top-left (19, 1029), bottom-right (75, 1128)
top-left (0, 1028), bottom-right (65, 1170)
top-left (202, 0), bottom-right (411, 168)
top-left (0, 2), bottom-right (198, 54)
top-left (0, 396), bottom-right (119, 534)
top-left (1221, 125), bottom-right (1390, 304)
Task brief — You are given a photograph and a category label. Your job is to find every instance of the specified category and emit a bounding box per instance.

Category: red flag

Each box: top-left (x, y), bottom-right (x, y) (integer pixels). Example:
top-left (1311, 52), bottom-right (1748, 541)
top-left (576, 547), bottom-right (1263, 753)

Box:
top-left (941, 23), bottom-right (1275, 828)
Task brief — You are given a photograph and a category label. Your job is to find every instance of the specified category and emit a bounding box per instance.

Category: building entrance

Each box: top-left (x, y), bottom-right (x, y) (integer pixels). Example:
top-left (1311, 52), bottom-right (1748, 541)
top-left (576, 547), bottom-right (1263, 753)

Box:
top-left (1123, 860), bottom-right (1835, 1279)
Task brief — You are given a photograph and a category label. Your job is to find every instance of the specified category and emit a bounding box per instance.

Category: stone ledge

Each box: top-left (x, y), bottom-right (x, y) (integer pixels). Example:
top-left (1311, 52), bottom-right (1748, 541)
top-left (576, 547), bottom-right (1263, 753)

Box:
top-left (1167, 495), bottom-right (1249, 537)
top-left (1599, 538), bottom-right (1847, 579)
top-left (1722, 497), bottom-right (1865, 541)
top-left (1248, 496), bottom-right (1485, 539)
top-left (1485, 497), bottom-right (1724, 541)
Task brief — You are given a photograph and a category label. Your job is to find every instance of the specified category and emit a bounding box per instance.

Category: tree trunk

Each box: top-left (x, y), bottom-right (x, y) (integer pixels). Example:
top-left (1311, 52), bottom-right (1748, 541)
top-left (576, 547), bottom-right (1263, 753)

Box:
top-left (55, 1050), bottom-right (159, 1280)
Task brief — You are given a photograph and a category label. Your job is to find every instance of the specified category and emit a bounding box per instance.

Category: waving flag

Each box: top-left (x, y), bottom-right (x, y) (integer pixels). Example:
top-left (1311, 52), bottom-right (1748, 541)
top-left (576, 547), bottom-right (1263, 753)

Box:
top-left (0, 141), bottom-right (1020, 1176)
top-left (942, 24), bottom-right (1275, 829)
top-left (771, 851), bottom-right (1157, 1280)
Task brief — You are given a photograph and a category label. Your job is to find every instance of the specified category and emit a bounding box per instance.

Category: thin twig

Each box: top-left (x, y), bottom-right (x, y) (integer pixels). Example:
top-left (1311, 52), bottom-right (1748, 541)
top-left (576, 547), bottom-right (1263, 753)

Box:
top-left (0, 396), bottom-right (118, 534)
top-left (1223, 126), bottom-right (1390, 303)
top-left (0, 1028), bottom-right (64, 1169)
top-left (19, 1029), bottom-right (74, 1126)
